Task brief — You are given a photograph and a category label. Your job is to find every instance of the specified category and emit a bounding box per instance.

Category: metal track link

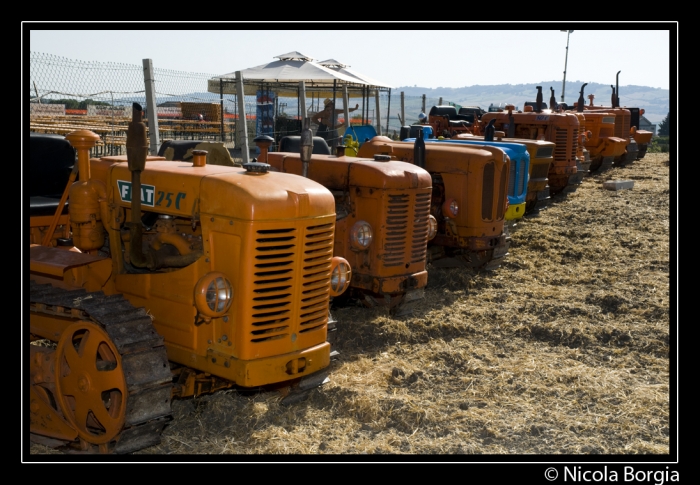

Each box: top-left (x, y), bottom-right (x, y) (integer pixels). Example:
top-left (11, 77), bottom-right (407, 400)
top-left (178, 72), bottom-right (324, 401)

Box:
top-left (29, 280), bottom-right (173, 454)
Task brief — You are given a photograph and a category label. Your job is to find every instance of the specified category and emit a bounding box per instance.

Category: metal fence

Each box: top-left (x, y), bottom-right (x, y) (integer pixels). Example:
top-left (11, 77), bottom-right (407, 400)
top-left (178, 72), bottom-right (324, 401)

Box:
top-left (28, 52), bottom-right (455, 155)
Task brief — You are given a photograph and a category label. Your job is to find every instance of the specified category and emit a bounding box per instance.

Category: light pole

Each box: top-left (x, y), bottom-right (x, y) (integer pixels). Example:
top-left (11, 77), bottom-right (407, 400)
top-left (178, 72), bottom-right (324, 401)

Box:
top-left (560, 30), bottom-right (574, 104)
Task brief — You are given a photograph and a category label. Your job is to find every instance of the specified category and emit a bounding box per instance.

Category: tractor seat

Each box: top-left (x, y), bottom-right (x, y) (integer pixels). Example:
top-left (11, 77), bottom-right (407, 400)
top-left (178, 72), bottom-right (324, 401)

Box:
top-left (278, 136), bottom-right (332, 155)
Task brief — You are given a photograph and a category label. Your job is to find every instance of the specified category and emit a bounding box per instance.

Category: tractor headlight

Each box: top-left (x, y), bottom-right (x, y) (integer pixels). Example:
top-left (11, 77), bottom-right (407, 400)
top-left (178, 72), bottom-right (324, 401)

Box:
top-left (428, 215), bottom-right (438, 240)
top-left (194, 272), bottom-right (233, 318)
top-left (329, 256), bottom-right (351, 297)
top-left (350, 221), bottom-right (373, 250)
top-left (442, 198), bottom-right (459, 218)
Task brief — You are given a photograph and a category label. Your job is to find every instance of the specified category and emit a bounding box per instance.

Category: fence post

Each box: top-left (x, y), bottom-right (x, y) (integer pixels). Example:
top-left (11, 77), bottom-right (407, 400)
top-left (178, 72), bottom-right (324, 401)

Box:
top-left (142, 59), bottom-right (160, 155)
top-left (342, 85), bottom-right (350, 136)
top-left (219, 79), bottom-right (225, 144)
top-left (236, 71), bottom-right (249, 164)
top-left (385, 89), bottom-right (391, 136)
top-left (375, 92), bottom-right (382, 136)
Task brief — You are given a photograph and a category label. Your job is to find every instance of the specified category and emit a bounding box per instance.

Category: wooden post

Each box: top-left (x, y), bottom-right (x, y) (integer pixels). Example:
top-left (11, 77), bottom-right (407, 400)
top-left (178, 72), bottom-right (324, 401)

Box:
top-left (375, 91), bottom-right (382, 136)
top-left (342, 85), bottom-right (350, 134)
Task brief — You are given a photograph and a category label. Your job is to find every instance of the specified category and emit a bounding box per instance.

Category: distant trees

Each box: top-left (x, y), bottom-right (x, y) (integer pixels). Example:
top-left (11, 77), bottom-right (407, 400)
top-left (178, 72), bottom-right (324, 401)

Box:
top-left (40, 98), bottom-right (111, 110)
top-left (657, 112), bottom-right (669, 136)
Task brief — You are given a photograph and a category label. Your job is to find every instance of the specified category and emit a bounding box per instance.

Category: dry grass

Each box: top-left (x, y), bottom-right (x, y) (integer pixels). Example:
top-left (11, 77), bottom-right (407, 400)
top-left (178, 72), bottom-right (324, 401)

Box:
top-left (29, 153), bottom-right (673, 459)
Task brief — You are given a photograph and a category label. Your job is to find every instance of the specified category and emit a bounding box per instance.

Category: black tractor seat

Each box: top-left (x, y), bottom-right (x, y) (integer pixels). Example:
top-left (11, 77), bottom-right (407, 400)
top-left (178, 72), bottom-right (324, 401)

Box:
top-left (29, 133), bottom-right (75, 217)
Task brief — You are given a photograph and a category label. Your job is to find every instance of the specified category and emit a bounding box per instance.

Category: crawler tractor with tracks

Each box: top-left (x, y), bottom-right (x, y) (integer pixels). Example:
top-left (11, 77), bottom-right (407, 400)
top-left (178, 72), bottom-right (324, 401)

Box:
top-left (28, 104), bottom-right (351, 454)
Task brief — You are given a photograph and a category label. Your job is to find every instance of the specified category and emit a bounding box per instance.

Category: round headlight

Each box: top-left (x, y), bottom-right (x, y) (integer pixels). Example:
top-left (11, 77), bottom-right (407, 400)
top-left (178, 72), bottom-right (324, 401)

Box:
top-left (329, 256), bottom-right (351, 297)
top-left (442, 198), bottom-right (459, 218)
top-left (194, 272), bottom-right (233, 318)
top-left (350, 221), bottom-right (373, 250)
top-left (427, 215), bottom-right (438, 240)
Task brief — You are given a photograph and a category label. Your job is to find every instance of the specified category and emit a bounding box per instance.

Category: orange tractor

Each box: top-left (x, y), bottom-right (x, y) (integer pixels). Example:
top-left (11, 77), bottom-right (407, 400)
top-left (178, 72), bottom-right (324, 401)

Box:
top-left (452, 132), bottom-right (555, 214)
top-left (479, 87), bottom-right (584, 196)
top-left (582, 72), bottom-right (653, 164)
top-left (357, 134), bottom-right (510, 270)
top-left (29, 104), bottom-right (351, 454)
top-left (254, 134), bottom-right (435, 314)
top-left (564, 83), bottom-right (628, 173)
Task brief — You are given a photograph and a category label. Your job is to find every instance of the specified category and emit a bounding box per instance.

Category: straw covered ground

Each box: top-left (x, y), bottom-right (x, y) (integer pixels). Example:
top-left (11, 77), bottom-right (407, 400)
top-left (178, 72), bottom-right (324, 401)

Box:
top-left (29, 153), bottom-right (673, 459)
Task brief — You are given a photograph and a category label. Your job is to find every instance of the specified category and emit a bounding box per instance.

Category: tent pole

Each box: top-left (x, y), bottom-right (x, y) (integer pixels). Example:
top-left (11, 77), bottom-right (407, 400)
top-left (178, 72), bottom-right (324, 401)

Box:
top-left (331, 80), bottom-right (338, 148)
top-left (342, 85), bottom-right (350, 139)
top-left (299, 80), bottom-right (308, 140)
top-left (375, 91), bottom-right (382, 136)
top-left (386, 89), bottom-right (391, 137)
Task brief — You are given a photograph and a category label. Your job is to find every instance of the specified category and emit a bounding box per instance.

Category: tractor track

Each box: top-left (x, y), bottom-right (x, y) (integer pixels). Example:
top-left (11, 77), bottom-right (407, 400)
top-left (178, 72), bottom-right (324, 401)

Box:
top-left (29, 280), bottom-right (173, 454)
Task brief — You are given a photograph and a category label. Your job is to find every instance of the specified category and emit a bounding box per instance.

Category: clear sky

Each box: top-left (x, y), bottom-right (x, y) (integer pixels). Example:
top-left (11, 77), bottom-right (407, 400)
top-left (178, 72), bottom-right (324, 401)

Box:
top-left (26, 23), bottom-right (674, 91)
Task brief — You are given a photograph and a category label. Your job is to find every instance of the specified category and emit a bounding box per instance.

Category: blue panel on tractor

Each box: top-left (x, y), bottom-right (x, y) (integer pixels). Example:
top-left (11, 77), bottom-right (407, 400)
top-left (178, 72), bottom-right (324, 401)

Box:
top-left (404, 138), bottom-right (530, 207)
top-left (343, 125), bottom-right (378, 146)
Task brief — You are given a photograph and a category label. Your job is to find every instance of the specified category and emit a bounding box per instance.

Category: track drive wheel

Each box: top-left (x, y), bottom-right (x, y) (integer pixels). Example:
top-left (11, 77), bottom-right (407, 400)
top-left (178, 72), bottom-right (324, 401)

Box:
top-left (55, 322), bottom-right (127, 450)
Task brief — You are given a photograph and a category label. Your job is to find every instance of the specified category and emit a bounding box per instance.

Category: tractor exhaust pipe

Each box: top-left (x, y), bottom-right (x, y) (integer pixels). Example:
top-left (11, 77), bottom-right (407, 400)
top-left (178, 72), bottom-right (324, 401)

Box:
top-left (125, 103), bottom-right (154, 270)
top-left (414, 126), bottom-right (426, 169)
top-left (535, 86), bottom-right (543, 113)
top-left (615, 71), bottom-right (621, 108)
top-left (577, 83), bottom-right (588, 113)
top-left (484, 119), bottom-right (496, 142)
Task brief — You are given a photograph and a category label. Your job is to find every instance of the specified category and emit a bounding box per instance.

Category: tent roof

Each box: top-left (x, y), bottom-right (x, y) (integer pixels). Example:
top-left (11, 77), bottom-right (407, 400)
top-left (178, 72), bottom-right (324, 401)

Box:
top-left (318, 59), bottom-right (393, 89)
top-left (208, 52), bottom-right (390, 97)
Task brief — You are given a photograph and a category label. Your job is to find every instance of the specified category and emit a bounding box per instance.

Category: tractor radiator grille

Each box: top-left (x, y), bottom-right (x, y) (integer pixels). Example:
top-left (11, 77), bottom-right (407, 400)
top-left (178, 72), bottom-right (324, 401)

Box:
top-left (530, 161), bottom-right (550, 180)
top-left (554, 127), bottom-right (577, 165)
top-left (508, 156), bottom-right (527, 199)
top-left (613, 112), bottom-right (631, 139)
top-left (249, 222), bottom-right (333, 343)
top-left (383, 191), bottom-right (431, 267)
top-left (482, 162), bottom-right (494, 220)
top-left (497, 161), bottom-right (507, 219)
top-left (299, 223), bottom-right (335, 332)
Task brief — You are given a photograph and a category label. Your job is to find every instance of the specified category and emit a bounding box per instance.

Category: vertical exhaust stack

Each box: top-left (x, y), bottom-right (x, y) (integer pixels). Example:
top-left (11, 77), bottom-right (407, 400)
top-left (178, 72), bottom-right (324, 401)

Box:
top-left (126, 102), bottom-right (153, 269)
top-left (484, 119), bottom-right (496, 142)
top-left (549, 87), bottom-right (557, 111)
top-left (414, 126), bottom-right (426, 169)
top-left (577, 83), bottom-right (588, 113)
top-left (615, 71), bottom-right (621, 108)
top-left (507, 106), bottom-right (515, 138)
top-left (610, 85), bottom-right (617, 109)
top-left (535, 86), bottom-right (543, 113)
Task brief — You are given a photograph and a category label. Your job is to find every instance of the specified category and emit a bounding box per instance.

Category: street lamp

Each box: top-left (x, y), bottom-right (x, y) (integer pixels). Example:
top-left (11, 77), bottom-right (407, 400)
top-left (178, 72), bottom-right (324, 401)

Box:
top-left (560, 30), bottom-right (574, 104)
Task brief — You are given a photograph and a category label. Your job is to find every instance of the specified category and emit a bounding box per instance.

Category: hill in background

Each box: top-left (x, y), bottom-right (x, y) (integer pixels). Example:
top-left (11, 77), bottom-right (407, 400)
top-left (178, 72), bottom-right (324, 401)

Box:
top-left (396, 81), bottom-right (669, 123)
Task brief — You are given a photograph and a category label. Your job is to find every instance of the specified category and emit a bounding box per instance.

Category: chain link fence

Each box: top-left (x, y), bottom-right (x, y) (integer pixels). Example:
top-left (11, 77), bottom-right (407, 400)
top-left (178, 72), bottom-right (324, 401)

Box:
top-left (29, 52), bottom-right (456, 155)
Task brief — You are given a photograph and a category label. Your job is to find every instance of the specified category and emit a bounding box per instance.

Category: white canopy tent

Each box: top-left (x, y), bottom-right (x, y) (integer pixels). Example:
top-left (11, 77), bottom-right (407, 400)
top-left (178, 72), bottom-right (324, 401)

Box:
top-left (207, 52), bottom-right (392, 151)
top-left (208, 51), bottom-right (374, 98)
top-left (317, 59), bottom-right (393, 90)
